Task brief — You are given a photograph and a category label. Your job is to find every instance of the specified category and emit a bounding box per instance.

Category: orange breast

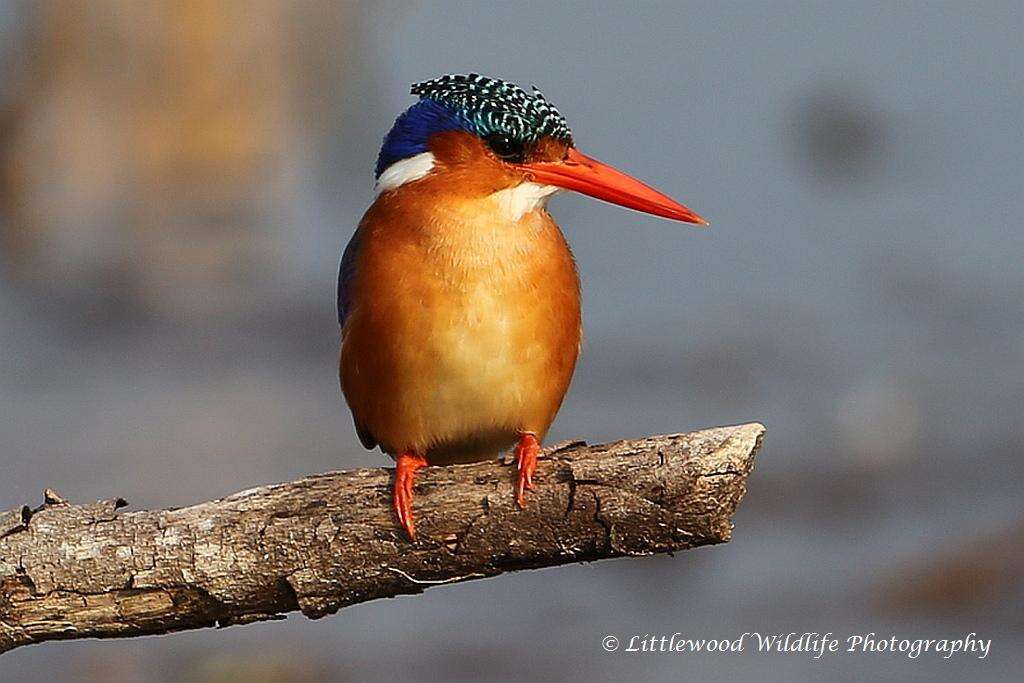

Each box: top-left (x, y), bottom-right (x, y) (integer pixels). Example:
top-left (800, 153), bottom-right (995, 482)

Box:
top-left (340, 186), bottom-right (581, 464)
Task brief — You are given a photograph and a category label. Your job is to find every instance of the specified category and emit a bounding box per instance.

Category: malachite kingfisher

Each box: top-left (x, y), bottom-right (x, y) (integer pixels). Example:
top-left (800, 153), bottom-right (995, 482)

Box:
top-left (338, 74), bottom-right (706, 539)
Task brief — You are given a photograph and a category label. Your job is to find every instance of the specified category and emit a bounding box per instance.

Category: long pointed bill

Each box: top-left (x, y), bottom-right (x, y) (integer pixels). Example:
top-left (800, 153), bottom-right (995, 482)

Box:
top-left (517, 148), bottom-right (708, 225)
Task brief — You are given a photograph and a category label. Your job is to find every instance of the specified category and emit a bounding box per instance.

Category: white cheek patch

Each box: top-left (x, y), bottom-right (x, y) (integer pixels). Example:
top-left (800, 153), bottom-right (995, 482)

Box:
top-left (491, 182), bottom-right (560, 221)
top-left (375, 152), bottom-right (437, 194)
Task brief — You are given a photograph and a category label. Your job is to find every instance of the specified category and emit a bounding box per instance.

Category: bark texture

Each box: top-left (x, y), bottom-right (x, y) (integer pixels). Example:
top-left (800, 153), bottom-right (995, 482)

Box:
top-left (0, 422), bottom-right (764, 655)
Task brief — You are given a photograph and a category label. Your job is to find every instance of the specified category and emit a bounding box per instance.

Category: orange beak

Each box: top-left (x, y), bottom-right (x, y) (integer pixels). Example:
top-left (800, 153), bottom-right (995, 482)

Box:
top-left (517, 148), bottom-right (708, 225)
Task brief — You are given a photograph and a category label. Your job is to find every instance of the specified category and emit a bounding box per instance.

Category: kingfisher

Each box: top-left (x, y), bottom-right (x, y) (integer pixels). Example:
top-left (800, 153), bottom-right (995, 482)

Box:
top-left (339, 74), bottom-right (706, 539)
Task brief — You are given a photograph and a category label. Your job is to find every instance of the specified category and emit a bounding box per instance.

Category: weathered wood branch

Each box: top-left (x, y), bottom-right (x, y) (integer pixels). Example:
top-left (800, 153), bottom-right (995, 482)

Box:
top-left (0, 422), bottom-right (764, 655)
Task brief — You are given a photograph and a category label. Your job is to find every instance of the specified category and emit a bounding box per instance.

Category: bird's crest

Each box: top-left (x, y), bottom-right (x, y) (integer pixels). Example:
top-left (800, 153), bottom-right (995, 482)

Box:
top-left (375, 73), bottom-right (574, 179)
top-left (411, 73), bottom-right (574, 146)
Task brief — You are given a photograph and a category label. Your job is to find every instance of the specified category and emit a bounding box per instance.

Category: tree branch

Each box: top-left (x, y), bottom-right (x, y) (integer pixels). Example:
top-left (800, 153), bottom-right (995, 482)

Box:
top-left (0, 422), bottom-right (765, 655)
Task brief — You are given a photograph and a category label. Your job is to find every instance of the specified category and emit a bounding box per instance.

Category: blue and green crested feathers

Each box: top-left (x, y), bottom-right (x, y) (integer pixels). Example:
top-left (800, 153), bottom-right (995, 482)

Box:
top-left (375, 73), bottom-right (573, 178)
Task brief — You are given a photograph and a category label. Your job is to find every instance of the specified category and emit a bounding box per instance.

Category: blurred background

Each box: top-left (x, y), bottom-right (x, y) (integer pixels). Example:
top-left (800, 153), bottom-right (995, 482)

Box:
top-left (1, 1), bottom-right (1021, 681)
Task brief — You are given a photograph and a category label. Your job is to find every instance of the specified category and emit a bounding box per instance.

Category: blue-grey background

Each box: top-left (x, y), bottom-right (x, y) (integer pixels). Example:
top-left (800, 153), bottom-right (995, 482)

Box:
top-left (1, 1), bottom-right (1021, 681)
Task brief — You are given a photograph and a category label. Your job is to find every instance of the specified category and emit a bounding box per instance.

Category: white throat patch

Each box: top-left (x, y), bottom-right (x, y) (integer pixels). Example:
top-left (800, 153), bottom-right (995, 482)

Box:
top-left (491, 182), bottom-right (560, 221)
top-left (376, 154), bottom-right (559, 221)
top-left (375, 152), bottom-right (436, 194)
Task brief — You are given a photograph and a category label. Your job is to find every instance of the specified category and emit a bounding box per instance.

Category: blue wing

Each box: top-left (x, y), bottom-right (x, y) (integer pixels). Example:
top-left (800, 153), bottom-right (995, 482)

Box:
top-left (337, 227), bottom-right (362, 330)
top-left (337, 227), bottom-right (378, 450)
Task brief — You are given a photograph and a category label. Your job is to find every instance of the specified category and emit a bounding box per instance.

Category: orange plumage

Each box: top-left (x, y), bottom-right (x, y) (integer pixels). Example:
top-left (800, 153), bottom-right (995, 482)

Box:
top-left (341, 131), bottom-right (581, 465)
top-left (339, 75), bottom-right (704, 539)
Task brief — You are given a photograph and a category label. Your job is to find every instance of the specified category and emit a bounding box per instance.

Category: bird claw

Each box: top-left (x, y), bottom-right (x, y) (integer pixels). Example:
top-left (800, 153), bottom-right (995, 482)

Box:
top-left (393, 451), bottom-right (427, 540)
top-left (515, 433), bottom-right (540, 508)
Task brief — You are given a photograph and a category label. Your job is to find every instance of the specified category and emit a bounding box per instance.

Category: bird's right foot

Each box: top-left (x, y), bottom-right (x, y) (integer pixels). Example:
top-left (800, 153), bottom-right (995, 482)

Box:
top-left (393, 450), bottom-right (427, 540)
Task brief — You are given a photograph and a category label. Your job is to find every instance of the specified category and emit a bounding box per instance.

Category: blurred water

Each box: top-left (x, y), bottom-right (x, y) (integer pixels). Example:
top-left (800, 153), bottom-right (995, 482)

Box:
top-left (2, 1), bottom-right (1022, 681)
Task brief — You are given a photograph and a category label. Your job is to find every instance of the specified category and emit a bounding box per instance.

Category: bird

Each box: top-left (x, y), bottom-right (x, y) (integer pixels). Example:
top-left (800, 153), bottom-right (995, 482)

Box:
top-left (338, 74), bottom-right (706, 540)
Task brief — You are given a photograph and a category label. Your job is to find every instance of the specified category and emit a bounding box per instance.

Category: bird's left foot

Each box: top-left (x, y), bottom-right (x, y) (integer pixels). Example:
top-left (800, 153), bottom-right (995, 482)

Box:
top-left (515, 432), bottom-right (541, 508)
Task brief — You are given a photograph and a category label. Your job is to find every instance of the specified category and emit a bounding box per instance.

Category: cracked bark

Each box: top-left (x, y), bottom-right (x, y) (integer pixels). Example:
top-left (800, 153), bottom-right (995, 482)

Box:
top-left (0, 422), bottom-right (764, 655)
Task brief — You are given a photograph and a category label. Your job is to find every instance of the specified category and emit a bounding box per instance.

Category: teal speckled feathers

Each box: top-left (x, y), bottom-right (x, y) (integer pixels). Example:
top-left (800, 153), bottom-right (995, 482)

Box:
top-left (411, 73), bottom-right (574, 145)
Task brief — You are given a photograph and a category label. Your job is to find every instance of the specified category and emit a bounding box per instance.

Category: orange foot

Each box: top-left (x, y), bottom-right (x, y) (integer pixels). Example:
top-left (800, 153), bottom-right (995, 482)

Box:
top-left (515, 432), bottom-right (541, 508)
top-left (393, 450), bottom-right (428, 540)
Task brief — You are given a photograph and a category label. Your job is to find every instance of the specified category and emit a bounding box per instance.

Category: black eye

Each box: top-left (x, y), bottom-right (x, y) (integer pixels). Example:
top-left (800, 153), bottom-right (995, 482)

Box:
top-left (484, 133), bottom-right (525, 162)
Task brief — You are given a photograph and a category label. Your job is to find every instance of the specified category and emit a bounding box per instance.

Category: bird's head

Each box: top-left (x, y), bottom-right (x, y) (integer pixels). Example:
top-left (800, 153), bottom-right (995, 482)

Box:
top-left (374, 74), bottom-right (707, 225)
